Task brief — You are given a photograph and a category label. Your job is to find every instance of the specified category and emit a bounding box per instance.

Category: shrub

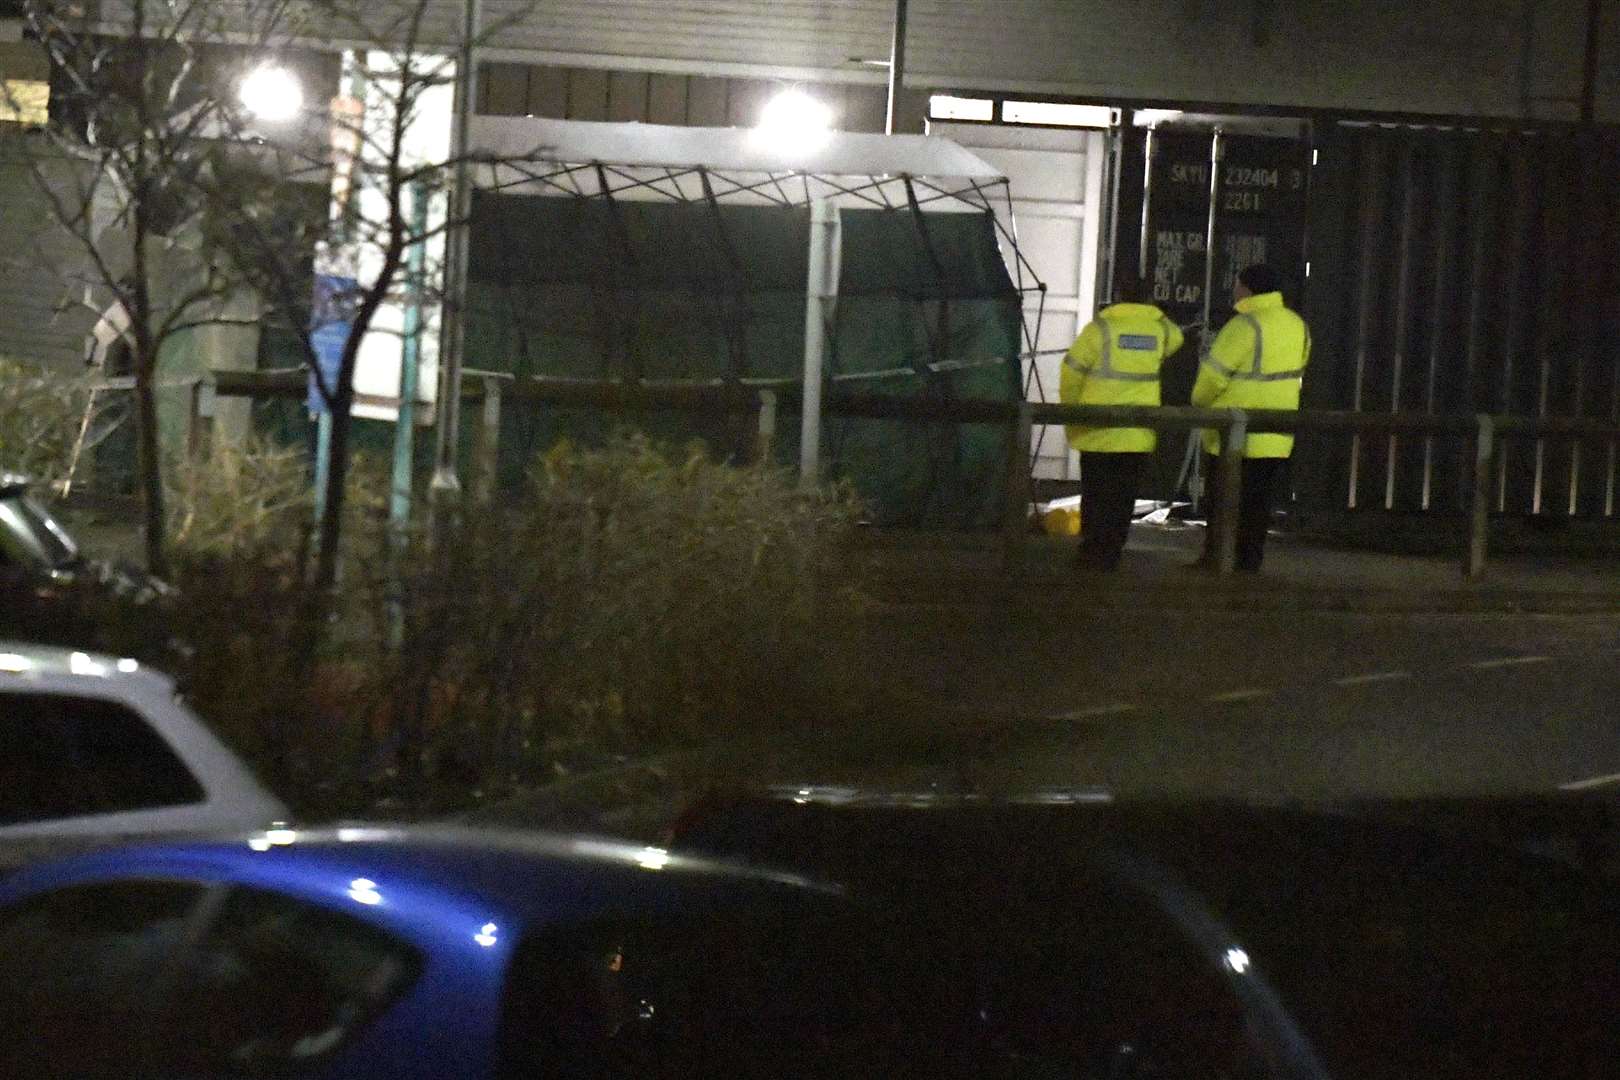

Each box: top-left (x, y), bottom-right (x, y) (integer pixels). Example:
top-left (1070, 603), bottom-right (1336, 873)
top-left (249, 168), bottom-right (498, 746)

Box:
top-left (159, 444), bottom-right (389, 807)
top-left (150, 434), bottom-right (867, 817)
top-left (378, 435), bottom-right (868, 807)
top-left (166, 436), bottom-right (312, 559)
top-left (0, 356), bottom-right (98, 491)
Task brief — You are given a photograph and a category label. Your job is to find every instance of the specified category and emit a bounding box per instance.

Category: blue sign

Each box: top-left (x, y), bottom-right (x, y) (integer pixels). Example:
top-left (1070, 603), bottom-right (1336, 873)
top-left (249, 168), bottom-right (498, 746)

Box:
top-left (308, 273), bottom-right (359, 415)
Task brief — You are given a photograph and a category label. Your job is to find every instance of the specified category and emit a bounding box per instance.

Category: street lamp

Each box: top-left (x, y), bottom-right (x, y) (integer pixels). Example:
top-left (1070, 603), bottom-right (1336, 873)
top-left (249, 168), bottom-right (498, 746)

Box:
top-left (238, 64), bottom-right (304, 124)
top-left (753, 89), bottom-right (834, 156)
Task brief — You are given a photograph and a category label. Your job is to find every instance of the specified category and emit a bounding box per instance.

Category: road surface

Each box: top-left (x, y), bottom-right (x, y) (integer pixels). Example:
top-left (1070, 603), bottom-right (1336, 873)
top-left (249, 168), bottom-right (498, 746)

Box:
top-left (879, 608), bottom-right (1620, 801)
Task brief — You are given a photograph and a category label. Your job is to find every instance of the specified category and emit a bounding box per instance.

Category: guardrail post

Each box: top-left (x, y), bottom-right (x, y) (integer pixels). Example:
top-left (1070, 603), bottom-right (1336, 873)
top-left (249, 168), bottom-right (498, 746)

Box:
top-left (756, 389), bottom-right (778, 465)
top-left (1465, 413), bottom-right (1494, 579)
top-left (472, 375), bottom-right (502, 503)
top-left (1215, 410), bottom-right (1248, 576)
top-left (1002, 403), bottom-right (1034, 574)
top-left (187, 379), bottom-right (215, 463)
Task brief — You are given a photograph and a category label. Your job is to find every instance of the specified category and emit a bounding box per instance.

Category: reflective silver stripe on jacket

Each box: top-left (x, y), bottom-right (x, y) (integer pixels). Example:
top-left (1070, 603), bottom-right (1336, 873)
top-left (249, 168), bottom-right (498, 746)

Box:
top-left (1216, 313), bottom-right (1307, 382)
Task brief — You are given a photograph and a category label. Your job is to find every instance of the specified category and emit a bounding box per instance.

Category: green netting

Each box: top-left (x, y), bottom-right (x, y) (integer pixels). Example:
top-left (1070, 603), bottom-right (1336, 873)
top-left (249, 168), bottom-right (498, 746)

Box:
top-left (466, 191), bottom-right (1022, 529)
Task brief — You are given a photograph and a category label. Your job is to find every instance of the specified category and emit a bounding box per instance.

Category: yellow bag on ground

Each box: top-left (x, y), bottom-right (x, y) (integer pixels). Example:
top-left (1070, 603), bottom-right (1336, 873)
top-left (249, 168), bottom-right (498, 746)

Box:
top-left (1040, 497), bottom-right (1081, 537)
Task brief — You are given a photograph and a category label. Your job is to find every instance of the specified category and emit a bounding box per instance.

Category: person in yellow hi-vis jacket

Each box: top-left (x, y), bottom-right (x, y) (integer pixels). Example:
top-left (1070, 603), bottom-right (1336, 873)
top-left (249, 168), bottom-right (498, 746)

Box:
top-left (1192, 264), bottom-right (1311, 572)
top-left (1061, 272), bottom-right (1185, 571)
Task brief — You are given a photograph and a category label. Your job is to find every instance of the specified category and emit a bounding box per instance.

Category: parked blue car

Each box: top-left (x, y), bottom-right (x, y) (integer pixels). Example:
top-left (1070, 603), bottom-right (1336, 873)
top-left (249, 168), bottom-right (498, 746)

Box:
top-left (0, 825), bottom-right (977, 1080)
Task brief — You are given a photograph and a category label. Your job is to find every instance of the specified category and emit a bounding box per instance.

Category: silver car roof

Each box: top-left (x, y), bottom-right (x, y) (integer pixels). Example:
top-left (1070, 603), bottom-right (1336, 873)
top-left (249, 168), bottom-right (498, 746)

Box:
top-left (0, 641), bottom-right (174, 691)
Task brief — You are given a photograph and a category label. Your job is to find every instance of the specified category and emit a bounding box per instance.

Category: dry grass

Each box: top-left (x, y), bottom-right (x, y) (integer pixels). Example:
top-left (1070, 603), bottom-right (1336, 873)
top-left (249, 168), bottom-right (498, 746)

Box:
top-left (0, 357), bottom-right (98, 491)
top-left (149, 434), bottom-right (871, 817)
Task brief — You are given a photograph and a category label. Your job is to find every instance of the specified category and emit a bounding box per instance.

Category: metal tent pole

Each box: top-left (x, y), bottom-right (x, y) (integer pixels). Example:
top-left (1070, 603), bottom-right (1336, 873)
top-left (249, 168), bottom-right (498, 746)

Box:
top-left (430, 0), bottom-right (481, 511)
top-left (1100, 113), bottom-right (1127, 312)
top-left (1199, 127), bottom-right (1225, 354)
top-left (800, 198), bottom-right (842, 486)
top-left (388, 181), bottom-right (430, 648)
top-left (1137, 126), bottom-right (1156, 278)
top-left (391, 181), bottom-right (430, 546)
top-left (885, 0), bottom-right (909, 135)
top-left (1190, 126), bottom-right (1224, 514)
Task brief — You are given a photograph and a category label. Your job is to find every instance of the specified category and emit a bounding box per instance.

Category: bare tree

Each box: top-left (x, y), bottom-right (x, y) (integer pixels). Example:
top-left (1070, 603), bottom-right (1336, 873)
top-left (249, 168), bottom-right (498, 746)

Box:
top-left (194, 0), bottom-right (541, 595)
top-left (14, 0), bottom-right (537, 593)
top-left (6, 0), bottom-right (311, 578)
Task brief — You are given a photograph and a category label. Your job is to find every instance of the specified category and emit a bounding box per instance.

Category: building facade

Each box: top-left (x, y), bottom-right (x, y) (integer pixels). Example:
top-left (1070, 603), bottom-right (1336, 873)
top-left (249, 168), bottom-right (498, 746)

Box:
top-left (2, 0), bottom-right (1617, 508)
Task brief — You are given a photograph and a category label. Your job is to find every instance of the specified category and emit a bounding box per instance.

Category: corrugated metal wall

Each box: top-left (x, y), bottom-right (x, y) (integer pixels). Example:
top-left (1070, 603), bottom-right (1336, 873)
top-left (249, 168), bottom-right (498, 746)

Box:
top-left (1106, 123), bottom-right (1311, 503)
top-left (1298, 124), bottom-right (1620, 519)
top-left (0, 132), bottom-right (98, 370)
top-left (93, 1), bottom-right (895, 81)
top-left (475, 63), bottom-right (926, 133)
top-left (88, 1), bottom-right (1620, 122)
top-left (477, 0), bottom-right (892, 77)
top-left (904, 0), bottom-right (1616, 123)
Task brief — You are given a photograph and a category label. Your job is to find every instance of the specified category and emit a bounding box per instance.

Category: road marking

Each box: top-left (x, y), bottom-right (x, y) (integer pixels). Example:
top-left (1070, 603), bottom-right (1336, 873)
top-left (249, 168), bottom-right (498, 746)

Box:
top-left (1559, 772), bottom-right (1620, 792)
top-left (1207, 688), bottom-right (1272, 703)
top-left (1333, 670), bottom-right (1414, 687)
top-left (1469, 655), bottom-right (1552, 670)
top-left (1052, 703), bottom-right (1138, 720)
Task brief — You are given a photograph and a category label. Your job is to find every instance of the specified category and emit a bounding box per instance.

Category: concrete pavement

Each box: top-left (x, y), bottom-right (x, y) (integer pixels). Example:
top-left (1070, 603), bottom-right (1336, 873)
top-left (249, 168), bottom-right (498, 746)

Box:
top-left (862, 519), bottom-right (1620, 614)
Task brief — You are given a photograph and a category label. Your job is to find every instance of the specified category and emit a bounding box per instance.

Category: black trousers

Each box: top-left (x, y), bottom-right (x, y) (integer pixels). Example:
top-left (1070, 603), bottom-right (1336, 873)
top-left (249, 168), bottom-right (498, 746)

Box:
top-left (1077, 452), bottom-right (1146, 570)
top-left (1202, 455), bottom-right (1285, 571)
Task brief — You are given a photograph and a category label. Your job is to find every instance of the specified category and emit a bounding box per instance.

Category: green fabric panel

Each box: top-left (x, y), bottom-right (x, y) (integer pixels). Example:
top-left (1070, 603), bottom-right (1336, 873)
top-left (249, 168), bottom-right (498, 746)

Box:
top-left (838, 207), bottom-right (1021, 301)
top-left (466, 193), bottom-right (1022, 529)
top-left (250, 324), bottom-right (311, 448)
top-left (93, 332), bottom-right (203, 493)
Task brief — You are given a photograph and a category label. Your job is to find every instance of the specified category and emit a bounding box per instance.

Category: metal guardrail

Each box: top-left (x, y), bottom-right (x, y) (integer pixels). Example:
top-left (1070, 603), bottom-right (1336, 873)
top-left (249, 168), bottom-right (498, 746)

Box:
top-left (189, 369), bottom-right (1620, 580)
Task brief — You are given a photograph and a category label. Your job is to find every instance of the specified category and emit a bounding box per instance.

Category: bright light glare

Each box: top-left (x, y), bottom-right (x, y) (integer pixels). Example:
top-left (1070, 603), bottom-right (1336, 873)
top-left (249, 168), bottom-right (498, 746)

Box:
top-left (636, 846), bottom-right (671, 871)
top-left (474, 922), bottom-right (499, 947)
top-left (116, 657), bottom-right (139, 673)
top-left (0, 652), bottom-right (31, 673)
top-left (1224, 947), bottom-right (1251, 974)
top-left (753, 89), bottom-right (834, 156)
top-left (239, 64), bottom-right (304, 123)
top-left (69, 651), bottom-right (108, 677)
top-left (348, 878), bottom-right (383, 906)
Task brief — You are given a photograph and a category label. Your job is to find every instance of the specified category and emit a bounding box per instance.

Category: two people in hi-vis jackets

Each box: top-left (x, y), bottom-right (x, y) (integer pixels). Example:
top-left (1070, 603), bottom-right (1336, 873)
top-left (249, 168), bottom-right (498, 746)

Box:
top-left (1060, 264), bottom-right (1309, 572)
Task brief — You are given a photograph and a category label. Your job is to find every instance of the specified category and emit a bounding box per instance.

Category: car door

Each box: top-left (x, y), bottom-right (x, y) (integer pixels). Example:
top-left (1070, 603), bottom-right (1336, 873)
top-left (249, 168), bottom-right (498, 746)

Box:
top-left (0, 876), bottom-right (422, 1080)
top-left (0, 878), bottom-right (214, 1079)
top-left (146, 883), bottom-right (423, 1077)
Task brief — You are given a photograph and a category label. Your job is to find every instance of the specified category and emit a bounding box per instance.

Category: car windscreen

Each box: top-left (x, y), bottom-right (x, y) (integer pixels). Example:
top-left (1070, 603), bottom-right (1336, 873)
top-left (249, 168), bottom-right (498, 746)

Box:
top-left (498, 877), bottom-right (1274, 1080)
top-left (674, 804), bottom-right (1620, 1080)
top-left (499, 886), bottom-right (972, 1080)
top-left (1129, 814), bottom-right (1620, 1080)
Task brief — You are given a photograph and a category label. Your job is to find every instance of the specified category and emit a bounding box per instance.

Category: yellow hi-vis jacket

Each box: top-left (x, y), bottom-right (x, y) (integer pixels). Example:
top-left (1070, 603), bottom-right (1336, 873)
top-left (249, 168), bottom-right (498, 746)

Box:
top-left (1060, 302), bottom-right (1184, 454)
top-left (1192, 291), bottom-right (1311, 458)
